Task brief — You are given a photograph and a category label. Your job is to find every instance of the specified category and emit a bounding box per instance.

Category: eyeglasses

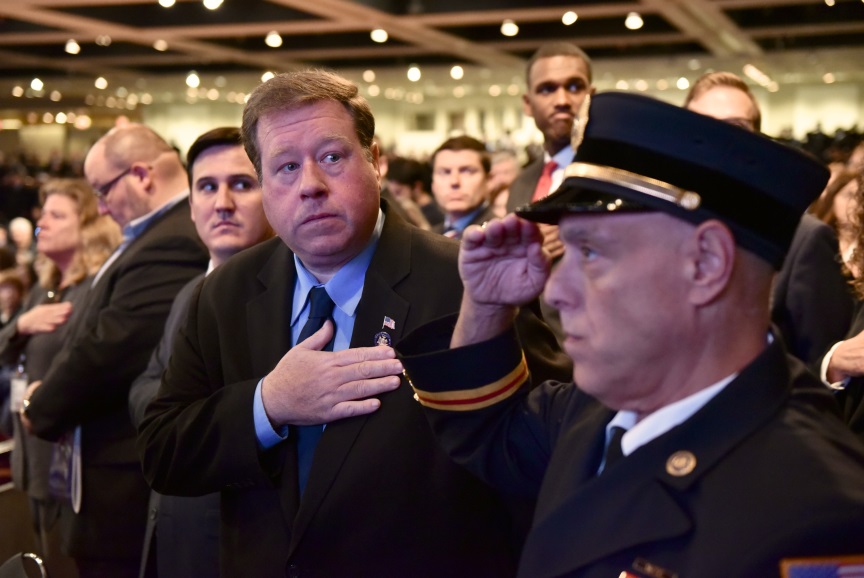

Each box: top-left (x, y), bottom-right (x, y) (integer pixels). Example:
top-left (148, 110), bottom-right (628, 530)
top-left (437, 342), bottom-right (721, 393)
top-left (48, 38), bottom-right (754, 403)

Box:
top-left (93, 167), bottom-right (134, 199)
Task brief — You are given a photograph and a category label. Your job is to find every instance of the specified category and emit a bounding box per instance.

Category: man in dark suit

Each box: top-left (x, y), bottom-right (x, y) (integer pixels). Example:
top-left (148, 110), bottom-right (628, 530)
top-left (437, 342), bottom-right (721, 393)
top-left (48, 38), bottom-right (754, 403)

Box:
top-left (684, 71), bottom-right (853, 367)
top-left (138, 70), bottom-right (569, 578)
top-left (431, 136), bottom-right (496, 239)
top-left (398, 93), bottom-right (864, 578)
top-left (20, 125), bottom-right (209, 577)
top-left (128, 127), bottom-right (275, 578)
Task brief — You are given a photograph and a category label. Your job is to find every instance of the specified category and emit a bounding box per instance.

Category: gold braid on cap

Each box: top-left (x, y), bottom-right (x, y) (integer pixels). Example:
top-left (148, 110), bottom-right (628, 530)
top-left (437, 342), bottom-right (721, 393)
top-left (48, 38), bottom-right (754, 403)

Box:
top-left (562, 162), bottom-right (702, 210)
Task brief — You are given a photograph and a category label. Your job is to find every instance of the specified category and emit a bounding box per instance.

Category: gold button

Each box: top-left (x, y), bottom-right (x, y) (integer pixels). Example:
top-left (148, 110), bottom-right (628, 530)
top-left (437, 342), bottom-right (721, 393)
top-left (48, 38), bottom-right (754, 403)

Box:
top-left (666, 451), bottom-right (696, 477)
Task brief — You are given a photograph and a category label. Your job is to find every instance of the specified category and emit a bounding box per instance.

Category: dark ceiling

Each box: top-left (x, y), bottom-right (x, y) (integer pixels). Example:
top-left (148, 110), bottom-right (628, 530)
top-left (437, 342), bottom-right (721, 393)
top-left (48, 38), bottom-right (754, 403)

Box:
top-left (1, 0), bottom-right (863, 111)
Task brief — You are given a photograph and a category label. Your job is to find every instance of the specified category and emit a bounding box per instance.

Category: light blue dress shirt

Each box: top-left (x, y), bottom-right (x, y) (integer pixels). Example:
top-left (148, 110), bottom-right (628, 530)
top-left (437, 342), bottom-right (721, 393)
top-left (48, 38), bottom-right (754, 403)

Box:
top-left (253, 209), bottom-right (385, 448)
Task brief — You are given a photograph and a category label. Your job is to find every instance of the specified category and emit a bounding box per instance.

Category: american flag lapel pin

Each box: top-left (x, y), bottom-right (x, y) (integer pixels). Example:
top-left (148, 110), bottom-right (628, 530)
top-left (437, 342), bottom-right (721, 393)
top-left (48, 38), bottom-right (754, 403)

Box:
top-left (374, 316), bottom-right (395, 346)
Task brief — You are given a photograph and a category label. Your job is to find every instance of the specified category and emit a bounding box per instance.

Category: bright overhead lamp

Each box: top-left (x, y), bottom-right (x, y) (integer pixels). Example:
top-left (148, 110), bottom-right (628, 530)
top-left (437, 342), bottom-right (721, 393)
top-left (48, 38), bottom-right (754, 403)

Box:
top-left (370, 28), bottom-right (388, 43)
top-left (261, 71), bottom-right (275, 83)
top-left (562, 11), bottom-right (578, 26)
top-left (153, 39), bottom-right (169, 51)
top-left (625, 12), bottom-right (644, 30)
top-left (186, 71), bottom-right (200, 88)
top-left (407, 65), bottom-right (421, 82)
top-left (30, 78), bottom-right (44, 91)
top-left (203, 0), bottom-right (223, 9)
top-left (95, 77), bottom-right (108, 90)
top-left (265, 31), bottom-right (282, 48)
top-left (65, 39), bottom-right (81, 55)
top-left (450, 65), bottom-right (464, 80)
top-left (676, 77), bottom-right (690, 90)
top-left (158, 0), bottom-right (175, 7)
top-left (362, 70), bottom-right (376, 83)
top-left (95, 35), bottom-right (111, 46)
top-left (500, 19), bottom-right (519, 37)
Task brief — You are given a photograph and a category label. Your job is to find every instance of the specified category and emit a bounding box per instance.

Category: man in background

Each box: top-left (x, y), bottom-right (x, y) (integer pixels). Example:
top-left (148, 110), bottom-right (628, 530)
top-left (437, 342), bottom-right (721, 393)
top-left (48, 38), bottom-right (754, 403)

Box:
top-left (129, 127), bottom-right (274, 578)
top-left (22, 125), bottom-right (208, 577)
top-left (684, 71), bottom-right (853, 367)
top-left (431, 136), bottom-right (496, 239)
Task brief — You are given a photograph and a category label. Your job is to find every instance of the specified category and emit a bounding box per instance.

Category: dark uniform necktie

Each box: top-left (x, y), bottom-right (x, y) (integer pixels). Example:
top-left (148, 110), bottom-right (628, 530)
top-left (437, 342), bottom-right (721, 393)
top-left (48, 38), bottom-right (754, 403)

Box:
top-left (296, 286), bottom-right (335, 494)
top-left (603, 426), bottom-right (627, 472)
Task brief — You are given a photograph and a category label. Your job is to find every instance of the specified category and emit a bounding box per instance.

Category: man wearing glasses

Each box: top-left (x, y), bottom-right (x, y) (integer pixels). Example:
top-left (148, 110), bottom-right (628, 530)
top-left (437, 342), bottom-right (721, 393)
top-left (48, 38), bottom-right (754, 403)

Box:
top-left (22, 124), bottom-right (208, 578)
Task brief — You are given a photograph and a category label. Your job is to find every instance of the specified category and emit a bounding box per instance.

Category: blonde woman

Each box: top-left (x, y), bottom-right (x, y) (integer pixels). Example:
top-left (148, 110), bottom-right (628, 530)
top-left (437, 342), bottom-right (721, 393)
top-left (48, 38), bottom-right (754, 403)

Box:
top-left (0, 179), bottom-right (120, 578)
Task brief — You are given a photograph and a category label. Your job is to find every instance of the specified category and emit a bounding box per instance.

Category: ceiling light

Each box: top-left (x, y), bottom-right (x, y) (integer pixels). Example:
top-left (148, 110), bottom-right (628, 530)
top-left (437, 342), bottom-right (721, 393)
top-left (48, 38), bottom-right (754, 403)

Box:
top-left (453, 86), bottom-right (466, 98)
top-left (50, 90), bottom-right (62, 101)
top-left (75, 115), bottom-right (93, 130)
top-left (676, 77), bottom-right (690, 90)
top-left (141, 93), bottom-right (153, 105)
top-left (488, 85), bottom-right (501, 97)
top-left (500, 19), bottom-right (519, 37)
top-left (265, 31), bottom-right (282, 48)
top-left (635, 79), bottom-right (648, 91)
top-left (215, 76), bottom-right (227, 87)
top-left (625, 12), bottom-right (644, 30)
top-left (450, 65), bottom-right (464, 80)
top-left (42, 113), bottom-right (54, 124)
top-left (65, 39), bottom-right (81, 55)
top-left (95, 35), bottom-right (111, 47)
top-left (186, 71), bottom-right (200, 88)
top-left (203, 0), bottom-right (223, 9)
top-left (261, 71), bottom-right (275, 83)
top-left (615, 80), bottom-right (629, 90)
top-left (742, 64), bottom-right (774, 88)
top-left (507, 84), bottom-right (520, 96)
top-left (153, 39), bottom-right (168, 51)
top-left (367, 85), bottom-right (380, 97)
top-left (407, 65), bottom-right (421, 82)
top-left (95, 77), bottom-right (108, 90)
top-left (158, 0), bottom-right (175, 6)
top-left (656, 79), bottom-right (669, 91)
top-left (562, 11), bottom-right (578, 26)
top-left (362, 70), bottom-right (376, 83)
top-left (55, 112), bottom-right (68, 124)
top-left (11, 86), bottom-right (24, 97)
top-left (824, 0), bottom-right (835, 6)
top-left (823, 72), bottom-right (836, 84)
top-left (370, 29), bottom-right (388, 43)
top-left (30, 78), bottom-right (43, 91)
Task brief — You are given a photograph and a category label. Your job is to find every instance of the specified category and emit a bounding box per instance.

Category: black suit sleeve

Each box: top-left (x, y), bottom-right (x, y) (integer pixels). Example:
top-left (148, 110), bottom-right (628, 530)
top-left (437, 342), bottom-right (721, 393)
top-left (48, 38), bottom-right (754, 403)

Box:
top-left (138, 280), bottom-right (272, 497)
top-left (27, 230), bottom-right (207, 440)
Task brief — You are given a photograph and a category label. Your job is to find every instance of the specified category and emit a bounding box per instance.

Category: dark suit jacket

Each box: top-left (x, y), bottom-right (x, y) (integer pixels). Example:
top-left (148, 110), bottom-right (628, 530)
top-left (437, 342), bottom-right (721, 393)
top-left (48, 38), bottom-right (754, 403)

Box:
top-left (506, 157), bottom-right (544, 214)
top-left (26, 200), bottom-right (208, 561)
top-left (138, 205), bottom-right (570, 578)
top-left (432, 202), bottom-right (497, 239)
top-left (771, 213), bottom-right (853, 368)
top-left (399, 321), bottom-right (864, 578)
top-left (129, 274), bottom-right (219, 578)
top-left (831, 301), bottom-right (864, 444)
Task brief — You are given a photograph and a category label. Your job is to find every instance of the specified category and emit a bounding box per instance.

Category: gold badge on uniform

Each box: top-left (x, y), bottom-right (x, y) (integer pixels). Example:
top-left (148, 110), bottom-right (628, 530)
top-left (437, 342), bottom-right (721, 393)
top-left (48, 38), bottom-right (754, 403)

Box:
top-left (665, 451), bottom-right (697, 477)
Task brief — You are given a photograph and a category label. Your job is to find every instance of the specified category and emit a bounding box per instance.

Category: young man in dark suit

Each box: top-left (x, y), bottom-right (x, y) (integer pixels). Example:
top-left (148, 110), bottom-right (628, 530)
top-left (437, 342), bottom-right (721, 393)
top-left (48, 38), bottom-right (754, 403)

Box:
top-left (21, 125), bottom-right (209, 577)
top-left (128, 127), bottom-right (275, 578)
top-left (399, 93), bottom-right (864, 578)
top-left (431, 135), bottom-right (497, 239)
top-left (138, 70), bottom-right (569, 578)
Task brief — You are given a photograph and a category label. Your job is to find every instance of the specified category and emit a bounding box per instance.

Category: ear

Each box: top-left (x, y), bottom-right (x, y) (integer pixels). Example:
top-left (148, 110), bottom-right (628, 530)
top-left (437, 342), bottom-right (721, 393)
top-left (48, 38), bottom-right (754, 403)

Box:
top-left (522, 93), bottom-right (534, 118)
top-left (685, 220), bottom-right (736, 306)
top-left (130, 162), bottom-right (154, 193)
top-left (370, 141), bottom-right (381, 185)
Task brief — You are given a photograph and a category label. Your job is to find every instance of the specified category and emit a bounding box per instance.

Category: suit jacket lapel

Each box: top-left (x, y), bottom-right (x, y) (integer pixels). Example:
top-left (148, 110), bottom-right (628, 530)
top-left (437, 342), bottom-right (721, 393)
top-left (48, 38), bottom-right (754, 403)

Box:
top-left (291, 206), bottom-right (413, 545)
top-left (247, 242), bottom-right (296, 377)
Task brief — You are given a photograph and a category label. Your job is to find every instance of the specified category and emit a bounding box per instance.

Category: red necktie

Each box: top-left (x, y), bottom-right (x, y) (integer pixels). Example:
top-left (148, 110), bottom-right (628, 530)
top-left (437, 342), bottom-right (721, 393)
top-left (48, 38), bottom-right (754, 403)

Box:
top-left (532, 160), bottom-right (558, 202)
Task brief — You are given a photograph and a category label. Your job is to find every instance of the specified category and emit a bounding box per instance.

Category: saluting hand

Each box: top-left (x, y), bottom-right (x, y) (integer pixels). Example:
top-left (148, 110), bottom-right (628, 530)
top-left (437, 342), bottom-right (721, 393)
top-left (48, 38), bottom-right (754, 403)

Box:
top-left (260, 320), bottom-right (402, 428)
top-left (459, 214), bottom-right (551, 307)
top-left (16, 302), bottom-right (73, 335)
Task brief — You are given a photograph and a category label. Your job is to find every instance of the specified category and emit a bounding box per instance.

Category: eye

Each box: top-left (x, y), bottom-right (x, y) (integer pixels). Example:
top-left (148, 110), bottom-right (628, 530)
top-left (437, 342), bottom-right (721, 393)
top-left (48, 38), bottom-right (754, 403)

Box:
top-left (230, 177), bottom-right (258, 192)
top-left (279, 162), bottom-right (299, 173)
top-left (196, 181), bottom-right (218, 194)
top-left (566, 80), bottom-right (586, 93)
top-left (322, 152), bottom-right (342, 164)
top-left (579, 245), bottom-right (597, 261)
top-left (536, 83), bottom-right (557, 95)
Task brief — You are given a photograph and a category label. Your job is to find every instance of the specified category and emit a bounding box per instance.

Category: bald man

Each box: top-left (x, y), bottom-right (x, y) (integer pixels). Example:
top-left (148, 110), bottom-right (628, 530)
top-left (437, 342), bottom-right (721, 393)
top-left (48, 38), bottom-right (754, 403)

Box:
top-left (22, 125), bottom-right (208, 577)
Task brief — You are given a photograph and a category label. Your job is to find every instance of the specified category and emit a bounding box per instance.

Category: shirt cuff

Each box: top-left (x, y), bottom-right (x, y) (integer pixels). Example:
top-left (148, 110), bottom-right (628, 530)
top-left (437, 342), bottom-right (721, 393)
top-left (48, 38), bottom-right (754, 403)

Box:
top-left (821, 341), bottom-right (851, 391)
top-left (253, 378), bottom-right (289, 449)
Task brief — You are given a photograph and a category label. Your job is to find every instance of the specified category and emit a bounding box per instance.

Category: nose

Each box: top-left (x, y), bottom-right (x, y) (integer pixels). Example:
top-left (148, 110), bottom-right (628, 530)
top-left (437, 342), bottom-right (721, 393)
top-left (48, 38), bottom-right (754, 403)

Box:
top-left (552, 86), bottom-right (572, 108)
top-left (214, 184), bottom-right (236, 214)
top-left (544, 258), bottom-right (576, 313)
top-left (298, 162), bottom-right (328, 199)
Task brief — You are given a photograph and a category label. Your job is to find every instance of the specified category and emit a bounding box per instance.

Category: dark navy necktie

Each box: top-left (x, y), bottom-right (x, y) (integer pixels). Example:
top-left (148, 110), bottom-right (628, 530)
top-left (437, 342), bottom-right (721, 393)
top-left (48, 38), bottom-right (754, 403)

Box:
top-left (296, 286), bottom-right (335, 494)
top-left (603, 426), bottom-right (627, 473)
